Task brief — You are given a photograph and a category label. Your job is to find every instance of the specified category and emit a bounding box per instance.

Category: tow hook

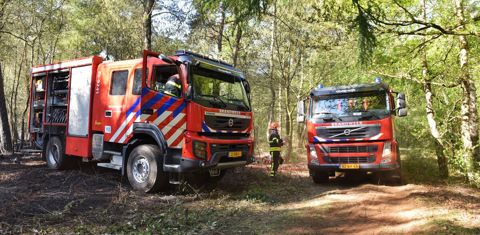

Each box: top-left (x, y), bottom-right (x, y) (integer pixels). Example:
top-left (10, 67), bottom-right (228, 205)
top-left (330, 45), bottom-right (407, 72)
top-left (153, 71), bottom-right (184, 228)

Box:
top-left (209, 168), bottom-right (221, 177)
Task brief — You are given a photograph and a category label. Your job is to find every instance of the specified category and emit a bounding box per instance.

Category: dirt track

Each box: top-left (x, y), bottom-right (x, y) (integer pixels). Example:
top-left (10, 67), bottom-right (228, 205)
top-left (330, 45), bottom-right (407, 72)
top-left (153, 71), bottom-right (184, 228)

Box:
top-left (1, 154), bottom-right (479, 234)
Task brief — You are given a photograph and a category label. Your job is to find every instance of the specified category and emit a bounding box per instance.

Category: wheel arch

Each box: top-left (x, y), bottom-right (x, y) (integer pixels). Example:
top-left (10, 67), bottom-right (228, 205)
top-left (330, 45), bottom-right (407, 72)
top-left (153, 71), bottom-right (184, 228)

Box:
top-left (121, 123), bottom-right (168, 176)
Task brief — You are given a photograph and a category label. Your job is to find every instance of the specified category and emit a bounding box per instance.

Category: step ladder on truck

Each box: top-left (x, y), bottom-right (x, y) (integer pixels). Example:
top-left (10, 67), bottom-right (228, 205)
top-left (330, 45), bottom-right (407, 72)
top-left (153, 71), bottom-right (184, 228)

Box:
top-left (29, 50), bottom-right (255, 192)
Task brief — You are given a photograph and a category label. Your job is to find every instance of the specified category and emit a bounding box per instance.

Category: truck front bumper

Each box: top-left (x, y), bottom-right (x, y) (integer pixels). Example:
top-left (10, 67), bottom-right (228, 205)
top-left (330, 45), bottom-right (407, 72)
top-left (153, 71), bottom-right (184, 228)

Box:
top-left (308, 163), bottom-right (399, 172)
top-left (164, 151), bottom-right (254, 173)
top-left (163, 131), bottom-right (254, 173)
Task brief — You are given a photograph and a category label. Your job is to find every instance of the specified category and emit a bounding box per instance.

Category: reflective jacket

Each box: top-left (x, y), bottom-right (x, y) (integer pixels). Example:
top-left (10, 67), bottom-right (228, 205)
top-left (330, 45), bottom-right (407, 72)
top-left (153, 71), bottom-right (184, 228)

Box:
top-left (164, 74), bottom-right (181, 97)
top-left (269, 130), bottom-right (283, 152)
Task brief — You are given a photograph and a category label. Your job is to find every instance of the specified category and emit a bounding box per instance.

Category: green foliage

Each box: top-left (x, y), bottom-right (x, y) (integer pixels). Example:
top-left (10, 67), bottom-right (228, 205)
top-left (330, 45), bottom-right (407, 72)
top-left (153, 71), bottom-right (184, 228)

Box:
top-left (195, 0), bottom-right (269, 23)
top-left (64, 0), bottom-right (143, 60)
top-left (352, 0), bottom-right (376, 65)
top-left (244, 188), bottom-right (273, 203)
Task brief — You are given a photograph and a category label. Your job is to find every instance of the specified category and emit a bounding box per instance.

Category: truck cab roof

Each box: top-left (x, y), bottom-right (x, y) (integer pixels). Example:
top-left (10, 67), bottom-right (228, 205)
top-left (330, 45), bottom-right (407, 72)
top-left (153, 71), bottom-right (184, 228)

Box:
top-left (311, 83), bottom-right (389, 97)
top-left (175, 50), bottom-right (245, 80)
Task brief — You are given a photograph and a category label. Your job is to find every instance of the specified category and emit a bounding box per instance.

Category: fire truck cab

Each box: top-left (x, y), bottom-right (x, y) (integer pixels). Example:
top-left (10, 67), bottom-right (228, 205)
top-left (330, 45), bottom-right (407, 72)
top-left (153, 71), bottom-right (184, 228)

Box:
top-left (29, 50), bottom-right (254, 192)
top-left (297, 79), bottom-right (407, 183)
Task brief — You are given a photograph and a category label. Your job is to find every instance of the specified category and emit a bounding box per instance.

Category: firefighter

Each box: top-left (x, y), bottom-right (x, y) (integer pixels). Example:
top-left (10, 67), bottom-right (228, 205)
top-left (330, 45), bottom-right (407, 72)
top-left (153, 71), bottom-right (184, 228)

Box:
top-left (268, 122), bottom-right (284, 177)
top-left (164, 74), bottom-right (181, 97)
top-left (363, 97), bottom-right (370, 111)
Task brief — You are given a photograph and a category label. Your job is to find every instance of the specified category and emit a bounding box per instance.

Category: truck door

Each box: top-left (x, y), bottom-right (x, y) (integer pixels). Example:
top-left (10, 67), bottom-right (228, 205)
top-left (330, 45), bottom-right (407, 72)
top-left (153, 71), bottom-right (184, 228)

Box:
top-left (103, 68), bottom-right (132, 143)
top-left (140, 64), bottom-right (187, 148)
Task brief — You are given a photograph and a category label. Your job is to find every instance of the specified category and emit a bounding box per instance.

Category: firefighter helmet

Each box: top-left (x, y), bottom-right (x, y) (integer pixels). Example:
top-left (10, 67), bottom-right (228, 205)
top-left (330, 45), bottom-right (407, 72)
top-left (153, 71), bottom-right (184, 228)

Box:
top-left (269, 122), bottom-right (279, 129)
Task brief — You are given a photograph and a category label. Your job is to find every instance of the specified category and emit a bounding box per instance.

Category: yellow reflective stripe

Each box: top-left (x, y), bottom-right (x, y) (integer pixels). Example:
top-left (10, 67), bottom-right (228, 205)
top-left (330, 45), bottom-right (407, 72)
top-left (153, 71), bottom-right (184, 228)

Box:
top-left (269, 138), bottom-right (279, 144)
top-left (270, 147), bottom-right (281, 151)
top-left (167, 80), bottom-right (181, 89)
top-left (164, 91), bottom-right (177, 97)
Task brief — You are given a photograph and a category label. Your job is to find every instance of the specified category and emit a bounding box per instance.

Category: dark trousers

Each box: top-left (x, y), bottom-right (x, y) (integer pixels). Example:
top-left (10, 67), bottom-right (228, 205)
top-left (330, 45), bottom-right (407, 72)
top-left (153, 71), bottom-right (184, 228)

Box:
top-left (270, 151), bottom-right (280, 176)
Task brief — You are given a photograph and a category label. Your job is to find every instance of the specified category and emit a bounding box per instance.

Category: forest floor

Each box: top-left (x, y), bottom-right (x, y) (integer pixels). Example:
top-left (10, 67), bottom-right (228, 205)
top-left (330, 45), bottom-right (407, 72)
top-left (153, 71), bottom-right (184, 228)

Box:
top-left (0, 154), bottom-right (479, 234)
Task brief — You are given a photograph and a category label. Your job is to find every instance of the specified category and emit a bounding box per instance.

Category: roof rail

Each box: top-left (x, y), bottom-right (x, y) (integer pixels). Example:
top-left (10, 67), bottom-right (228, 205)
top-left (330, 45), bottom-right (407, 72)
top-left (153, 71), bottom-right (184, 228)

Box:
top-left (175, 50), bottom-right (234, 68)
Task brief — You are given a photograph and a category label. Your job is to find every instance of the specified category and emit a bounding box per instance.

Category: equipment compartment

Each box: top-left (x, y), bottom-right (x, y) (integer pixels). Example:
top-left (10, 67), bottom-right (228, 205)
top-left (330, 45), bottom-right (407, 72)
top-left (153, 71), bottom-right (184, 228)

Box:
top-left (46, 70), bottom-right (70, 124)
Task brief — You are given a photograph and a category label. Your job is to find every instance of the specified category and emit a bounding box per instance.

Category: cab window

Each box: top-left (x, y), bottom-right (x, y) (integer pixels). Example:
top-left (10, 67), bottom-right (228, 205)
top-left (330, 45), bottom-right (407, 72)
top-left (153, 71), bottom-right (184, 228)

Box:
top-left (150, 65), bottom-right (179, 94)
top-left (110, 70), bottom-right (128, 95)
top-left (132, 68), bottom-right (148, 95)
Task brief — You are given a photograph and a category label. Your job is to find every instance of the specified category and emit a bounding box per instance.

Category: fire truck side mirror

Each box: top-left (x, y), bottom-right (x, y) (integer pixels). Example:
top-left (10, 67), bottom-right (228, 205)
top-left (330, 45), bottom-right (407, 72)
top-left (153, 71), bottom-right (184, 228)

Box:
top-left (396, 92), bottom-right (406, 109)
top-left (396, 92), bottom-right (407, 117)
top-left (185, 85), bottom-right (193, 101)
top-left (397, 108), bottom-right (408, 117)
top-left (243, 80), bottom-right (251, 94)
top-left (297, 100), bottom-right (305, 123)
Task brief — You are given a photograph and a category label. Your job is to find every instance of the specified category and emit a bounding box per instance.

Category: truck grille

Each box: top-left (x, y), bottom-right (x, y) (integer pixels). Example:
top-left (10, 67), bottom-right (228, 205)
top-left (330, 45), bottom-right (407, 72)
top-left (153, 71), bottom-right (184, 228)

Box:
top-left (199, 132), bottom-right (250, 139)
top-left (328, 156), bottom-right (373, 163)
top-left (327, 145), bottom-right (378, 153)
top-left (210, 144), bottom-right (250, 163)
top-left (205, 115), bottom-right (250, 131)
top-left (316, 124), bottom-right (381, 139)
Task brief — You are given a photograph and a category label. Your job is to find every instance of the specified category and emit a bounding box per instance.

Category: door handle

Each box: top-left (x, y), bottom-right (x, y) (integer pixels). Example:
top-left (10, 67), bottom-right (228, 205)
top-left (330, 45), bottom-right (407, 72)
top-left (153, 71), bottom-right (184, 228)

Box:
top-left (142, 109), bottom-right (153, 115)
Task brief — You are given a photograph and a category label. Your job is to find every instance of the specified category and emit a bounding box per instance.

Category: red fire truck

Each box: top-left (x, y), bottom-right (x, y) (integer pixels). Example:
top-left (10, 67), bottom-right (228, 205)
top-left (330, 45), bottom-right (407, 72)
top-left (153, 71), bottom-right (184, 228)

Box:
top-left (29, 50), bottom-right (254, 192)
top-left (297, 79), bottom-right (407, 184)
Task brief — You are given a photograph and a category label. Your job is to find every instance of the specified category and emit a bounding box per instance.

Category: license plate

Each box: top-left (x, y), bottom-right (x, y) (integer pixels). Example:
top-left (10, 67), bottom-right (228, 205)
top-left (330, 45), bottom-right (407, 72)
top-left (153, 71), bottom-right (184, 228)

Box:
top-left (340, 164), bottom-right (360, 169)
top-left (228, 151), bottom-right (242, 158)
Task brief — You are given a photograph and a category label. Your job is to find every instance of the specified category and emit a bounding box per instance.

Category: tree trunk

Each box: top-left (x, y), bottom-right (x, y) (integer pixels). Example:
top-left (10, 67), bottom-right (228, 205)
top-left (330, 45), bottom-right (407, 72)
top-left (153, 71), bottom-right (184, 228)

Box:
top-left (423, 80), bottom-right (448, 178)
top-left (284, 85), bottom-right (293, 162)
top-left (267, 1), bottom-right (277, 138)
top-left (20, 94), bottom-right (29, 150)
top-left (143, 0), bottom-right (155, 50)
top-left (232, 24), bottom-right (243, 67)
top-left (217, 1), bottom-right (226, 53)
top-left (11, 55), bottom-right (24, 149)
top-left (455, 0), bottom-right (479, 172)
top-left (296, 57), bottom-right (306, 149)
top-left (0, 63), bottom-right (13, 155)
top-left (421, 0), bottom-right (448, 178)
top-left (278, 82), bottom-right (282, 128)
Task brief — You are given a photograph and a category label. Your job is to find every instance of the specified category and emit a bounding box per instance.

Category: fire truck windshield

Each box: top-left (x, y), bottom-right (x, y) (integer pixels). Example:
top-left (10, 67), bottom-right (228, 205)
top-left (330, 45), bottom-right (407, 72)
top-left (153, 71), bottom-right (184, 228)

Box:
top-left (311, 91), bottom-right (389, 123)
top-left (192, 67), bottom-right (251, 111)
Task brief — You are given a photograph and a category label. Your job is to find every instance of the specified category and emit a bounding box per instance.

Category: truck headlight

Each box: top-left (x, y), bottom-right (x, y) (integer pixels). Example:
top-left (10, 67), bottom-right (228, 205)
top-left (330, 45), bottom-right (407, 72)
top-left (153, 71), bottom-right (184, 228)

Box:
top-left (309, 145), bottom-right (319, 165)
top-left (193, 141), bottom-right (207, 160)
top-left (381, 142), bottom-right (392, 163)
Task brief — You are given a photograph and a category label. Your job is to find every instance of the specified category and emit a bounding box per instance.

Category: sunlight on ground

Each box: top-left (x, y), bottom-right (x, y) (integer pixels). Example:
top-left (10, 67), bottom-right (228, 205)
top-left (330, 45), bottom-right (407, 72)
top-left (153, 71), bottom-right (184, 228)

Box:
top-left (272, 184), bottom-right (480, 234)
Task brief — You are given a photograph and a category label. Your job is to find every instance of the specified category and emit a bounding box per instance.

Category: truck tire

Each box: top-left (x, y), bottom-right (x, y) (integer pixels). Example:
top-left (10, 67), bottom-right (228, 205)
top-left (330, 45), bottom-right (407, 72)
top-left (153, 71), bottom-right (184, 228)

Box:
top-left (45, 136), bottom-right (69, 170)
top-left (311, 170), bottom-right (329, 184)
top-left (127, 144), bottom-right (168, 193)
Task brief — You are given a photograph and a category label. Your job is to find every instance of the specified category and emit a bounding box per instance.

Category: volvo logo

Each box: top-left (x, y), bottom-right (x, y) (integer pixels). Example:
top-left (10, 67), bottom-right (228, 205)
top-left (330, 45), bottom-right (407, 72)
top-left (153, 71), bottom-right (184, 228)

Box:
top-left (228, 118), bottom-right (234, 127)
top-left (343, 129), bottom-right (351, 136)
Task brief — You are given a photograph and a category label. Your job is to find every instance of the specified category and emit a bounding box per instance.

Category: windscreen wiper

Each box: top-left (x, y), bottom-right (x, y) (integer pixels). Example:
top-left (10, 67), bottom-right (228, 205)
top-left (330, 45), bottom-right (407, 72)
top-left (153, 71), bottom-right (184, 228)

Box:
top-left (230, 99), bottom-right (250, 111)
top-left (314, 111), bottom-right (343, 121)
top-left (212, 95), bottom-right (227, 108)
top-left (363, 111), bottom-right (381, 120)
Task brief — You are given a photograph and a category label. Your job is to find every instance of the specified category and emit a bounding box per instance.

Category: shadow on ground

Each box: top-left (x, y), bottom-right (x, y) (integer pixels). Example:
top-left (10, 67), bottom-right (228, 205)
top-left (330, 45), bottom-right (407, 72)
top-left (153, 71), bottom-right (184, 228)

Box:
top-left (0, 155), bottom-right (479, 234)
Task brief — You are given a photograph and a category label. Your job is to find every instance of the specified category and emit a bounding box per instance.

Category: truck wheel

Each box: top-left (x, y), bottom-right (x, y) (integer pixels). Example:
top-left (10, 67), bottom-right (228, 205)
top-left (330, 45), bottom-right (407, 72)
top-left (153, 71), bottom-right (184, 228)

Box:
top-left (391, 149), bottom-right (404, 185)
top-left (127, 144), bottom-right (168, 193)
top-left (378, 170), bottom-right (403, 185)
top-left (311, 170), bottom-right (329, 184)
top-left (45, 136), bottom-right (68, 170)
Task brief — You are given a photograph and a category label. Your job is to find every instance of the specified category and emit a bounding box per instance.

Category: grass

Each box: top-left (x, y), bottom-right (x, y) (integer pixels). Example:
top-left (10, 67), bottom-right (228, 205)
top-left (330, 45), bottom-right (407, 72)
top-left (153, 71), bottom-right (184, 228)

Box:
top-left (431, 218), bottom-right (480, 234)
top-left (2, 155), bottom-right (479, 234)
top-left (401, 148), bottom-right (442, 184)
